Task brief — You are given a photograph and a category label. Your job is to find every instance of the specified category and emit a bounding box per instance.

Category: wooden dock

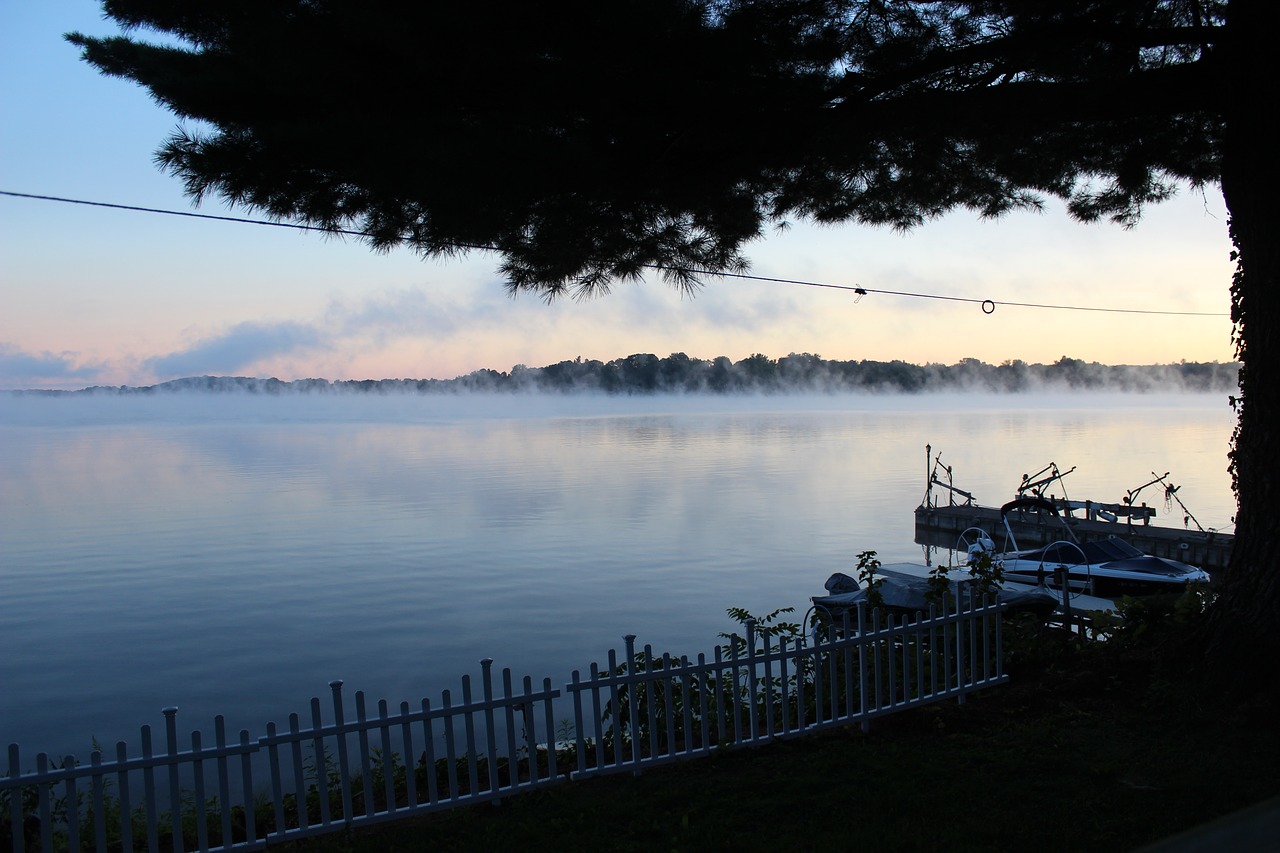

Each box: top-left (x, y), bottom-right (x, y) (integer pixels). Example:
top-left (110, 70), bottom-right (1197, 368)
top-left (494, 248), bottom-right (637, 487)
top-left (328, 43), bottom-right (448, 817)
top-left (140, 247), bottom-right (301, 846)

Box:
top-left (914, 502), bottom-right (1234, 573)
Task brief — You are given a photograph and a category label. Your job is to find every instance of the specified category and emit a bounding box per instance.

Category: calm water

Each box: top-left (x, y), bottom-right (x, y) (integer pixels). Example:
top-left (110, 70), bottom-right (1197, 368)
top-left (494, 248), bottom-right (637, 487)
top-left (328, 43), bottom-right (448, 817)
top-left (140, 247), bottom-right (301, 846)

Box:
top-left (0, 391), bottom-right (1235, 758)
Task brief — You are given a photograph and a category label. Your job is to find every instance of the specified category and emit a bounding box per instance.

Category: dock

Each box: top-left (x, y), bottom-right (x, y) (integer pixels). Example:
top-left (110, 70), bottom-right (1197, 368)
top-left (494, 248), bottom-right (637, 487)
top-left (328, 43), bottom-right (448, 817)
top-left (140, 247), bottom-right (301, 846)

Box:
top-left (914, 447), bottom-right (1234, 574)
top-left (914, 502), bottom-right (1234, 573)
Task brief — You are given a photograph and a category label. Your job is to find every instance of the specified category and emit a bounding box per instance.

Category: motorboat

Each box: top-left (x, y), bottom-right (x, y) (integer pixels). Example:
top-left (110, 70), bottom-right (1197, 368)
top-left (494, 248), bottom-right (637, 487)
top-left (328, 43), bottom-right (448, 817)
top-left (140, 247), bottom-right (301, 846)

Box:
top-left (811, 563), bottom-right (1060, 624)
top-left (975, 497), bottom-right (1212, 598)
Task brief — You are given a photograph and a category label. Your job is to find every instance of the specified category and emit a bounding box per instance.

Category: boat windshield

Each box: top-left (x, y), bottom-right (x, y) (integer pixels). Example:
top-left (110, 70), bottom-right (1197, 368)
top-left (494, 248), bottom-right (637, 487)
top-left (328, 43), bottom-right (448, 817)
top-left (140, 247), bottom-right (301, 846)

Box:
top-left (1079, 539), bottom-right (1145, 562)
top-left (1030, 538), bottom-right (1145, 565)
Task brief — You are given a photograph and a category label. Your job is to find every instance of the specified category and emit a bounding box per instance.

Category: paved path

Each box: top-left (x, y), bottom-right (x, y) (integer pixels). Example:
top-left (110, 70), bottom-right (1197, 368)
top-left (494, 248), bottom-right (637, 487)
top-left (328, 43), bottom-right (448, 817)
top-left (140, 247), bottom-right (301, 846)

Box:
top-left (1135, 794), bottom-right (1280, 852)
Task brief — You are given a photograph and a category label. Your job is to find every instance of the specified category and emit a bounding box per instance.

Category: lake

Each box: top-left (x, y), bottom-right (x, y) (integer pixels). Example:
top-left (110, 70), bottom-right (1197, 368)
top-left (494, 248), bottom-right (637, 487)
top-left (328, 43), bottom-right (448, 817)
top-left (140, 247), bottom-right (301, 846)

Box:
top-left (0, 391), bottom-right (1236, 759)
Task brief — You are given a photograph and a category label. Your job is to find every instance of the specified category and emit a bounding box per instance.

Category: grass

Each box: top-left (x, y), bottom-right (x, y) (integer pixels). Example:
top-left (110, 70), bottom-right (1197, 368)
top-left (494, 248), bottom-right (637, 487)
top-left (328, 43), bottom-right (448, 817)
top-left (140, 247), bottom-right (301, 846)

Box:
top-left (282, 628), bottom-right (1280, 852)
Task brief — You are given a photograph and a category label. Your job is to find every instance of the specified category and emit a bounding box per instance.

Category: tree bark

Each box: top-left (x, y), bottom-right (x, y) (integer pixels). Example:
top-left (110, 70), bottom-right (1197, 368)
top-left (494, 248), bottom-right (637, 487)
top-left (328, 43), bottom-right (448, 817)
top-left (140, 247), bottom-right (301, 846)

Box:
top-left (1209, 0), bottom-right (1280, 670)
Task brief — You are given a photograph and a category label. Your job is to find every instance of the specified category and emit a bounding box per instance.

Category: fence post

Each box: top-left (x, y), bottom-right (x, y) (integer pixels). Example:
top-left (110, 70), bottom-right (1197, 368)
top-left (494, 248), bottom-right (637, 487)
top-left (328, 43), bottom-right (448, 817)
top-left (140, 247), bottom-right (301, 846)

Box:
top-left (238, 728), bottom-right (257, 845)
top-left (502, 670), bottom-right (519, 788)
top-left (164, 707), bottom-right (182, 853)
top-left (377, 700), bottom-right (394, 811)
top-left (64, 756), bottom-right (80, 853)
top-left (710, 646), bottom-right (726, 747)
top-left (140, 725), bottom-right (159, 851)
top-left (519, 678), bottom-right (539, 785)
top-left (569, 670), bottom-right (587, 776)
top-left (928, 603), bottom-right (939, 697)
top-left (660, 652), bottom-right (676, 758)
top-left (871, 607), bottom-right (884, 712)
top-left (266, 722), bottom-right (286, 835)
top-left (623, 635), bottom-right (640, 771)
top-left (330, 681), bottom-right (354, 823)
top-left (588, 662), bottom-right (607, 774)
top-left (441, 689), bottom-right (459, 799)
top-left (857, 606), bottom-right (869, 732)
top-left (7, 744), bottom-right (21, 853)
top-left (994, 596), bottom-right (1006, 682)
top-left (116, 740), bottom-right (133, 853)
top-left (214, 716), bottom-right (233, 847)
top-left (34, 753), bottom-right (51, 853)
top-left (680, 655), bottom-right (696, 754)
top-left (745, 619), bottom-right (759, 741)
top-left (887, 614), bottom-right (899, 707)
top-left (399, 700), bottom-right (418, 808)
top-left (981, 595), bottom-right (993, 682)
top-left (420, 697), bottom-right (440, 805)
top-left (955, 592), bottom-right (967, 705)
top-left (190, 730), bottom-right (207, 852)
top-left (309, 698), bottom-right (331, 825)
top-left (539, 676), bottom-right (558, 780)
top-left (480, 660), bottom-right (499, 796)
top-left (644, 643), bottom-right (659, 762)
top-left (460, 675), bottom-right (479, 796)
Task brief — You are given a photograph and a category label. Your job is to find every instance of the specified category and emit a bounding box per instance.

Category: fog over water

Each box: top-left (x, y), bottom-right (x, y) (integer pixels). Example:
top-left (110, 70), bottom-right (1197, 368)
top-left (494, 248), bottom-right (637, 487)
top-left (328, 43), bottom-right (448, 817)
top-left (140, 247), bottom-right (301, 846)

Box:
top-left (0, 391), bottom-right (1235, 759)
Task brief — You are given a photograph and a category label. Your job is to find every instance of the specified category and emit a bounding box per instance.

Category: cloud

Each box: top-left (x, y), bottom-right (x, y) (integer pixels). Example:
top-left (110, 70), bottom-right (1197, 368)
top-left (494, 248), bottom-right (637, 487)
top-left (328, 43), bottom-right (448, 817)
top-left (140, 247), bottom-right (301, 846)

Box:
top-left (0, 343), bottom-right (102, 388)
top-left (123, 277), bottom-right (876, 387)
top-left (145, 321), bottom-right (324, 378)
top-left (325, 286), bottom-right (469, 340)
top-left (140, 287), bottom-right (485, 381)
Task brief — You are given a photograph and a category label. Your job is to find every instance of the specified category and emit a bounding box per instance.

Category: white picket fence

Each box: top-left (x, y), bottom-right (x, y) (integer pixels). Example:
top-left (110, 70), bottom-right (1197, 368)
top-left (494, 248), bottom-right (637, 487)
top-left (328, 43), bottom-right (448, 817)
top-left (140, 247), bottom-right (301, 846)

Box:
top-left (3, 592), bottom-right (1007, 852)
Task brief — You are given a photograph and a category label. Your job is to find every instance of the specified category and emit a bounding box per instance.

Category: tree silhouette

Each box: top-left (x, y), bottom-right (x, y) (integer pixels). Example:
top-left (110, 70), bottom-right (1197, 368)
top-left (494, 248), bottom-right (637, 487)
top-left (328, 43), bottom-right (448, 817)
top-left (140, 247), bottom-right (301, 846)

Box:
top-left (69, 1), bottom-right (1275, 665)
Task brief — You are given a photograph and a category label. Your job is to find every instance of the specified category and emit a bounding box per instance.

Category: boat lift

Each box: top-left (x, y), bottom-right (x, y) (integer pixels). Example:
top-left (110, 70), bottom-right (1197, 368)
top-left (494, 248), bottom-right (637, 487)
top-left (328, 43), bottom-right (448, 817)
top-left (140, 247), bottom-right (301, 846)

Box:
top-left (1124, 471), bottom-right (1221, 534)
top-left (1016, 462), bottom-right (1076, 500)
top-left (921, 444), bottom-right (976, 510)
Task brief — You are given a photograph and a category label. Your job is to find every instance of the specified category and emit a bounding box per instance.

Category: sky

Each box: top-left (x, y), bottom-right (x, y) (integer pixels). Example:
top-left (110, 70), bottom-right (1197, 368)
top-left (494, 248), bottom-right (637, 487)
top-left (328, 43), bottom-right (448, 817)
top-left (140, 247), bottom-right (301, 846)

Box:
top-left (0, 3), bottom-right (1238, 391)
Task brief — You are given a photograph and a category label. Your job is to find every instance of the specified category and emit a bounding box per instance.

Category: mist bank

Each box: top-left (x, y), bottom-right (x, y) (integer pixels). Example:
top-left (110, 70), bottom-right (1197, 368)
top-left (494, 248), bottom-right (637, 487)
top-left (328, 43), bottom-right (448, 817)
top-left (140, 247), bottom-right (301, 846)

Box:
top-left (9, 354), bottom-right (1238, 397)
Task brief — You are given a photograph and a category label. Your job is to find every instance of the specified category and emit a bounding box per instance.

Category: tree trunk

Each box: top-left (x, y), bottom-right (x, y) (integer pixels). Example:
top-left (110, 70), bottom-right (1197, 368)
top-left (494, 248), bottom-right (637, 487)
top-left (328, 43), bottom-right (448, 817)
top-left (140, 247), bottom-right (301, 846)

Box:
top-left (1209, 0), bottom-right (1280, 670)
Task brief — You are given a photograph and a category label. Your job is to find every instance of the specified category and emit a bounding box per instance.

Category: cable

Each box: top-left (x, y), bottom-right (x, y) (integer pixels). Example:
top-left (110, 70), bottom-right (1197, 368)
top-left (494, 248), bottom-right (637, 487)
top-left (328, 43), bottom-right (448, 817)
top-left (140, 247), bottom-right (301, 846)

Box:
top-left (0, 190), bottom-right (369, 237)
top-left (0, 189), bottom-right (1231, 318)
top-left (704, 269), bottom-right (1228, 316)
top-left (0, 190), bottom-right (498, 248)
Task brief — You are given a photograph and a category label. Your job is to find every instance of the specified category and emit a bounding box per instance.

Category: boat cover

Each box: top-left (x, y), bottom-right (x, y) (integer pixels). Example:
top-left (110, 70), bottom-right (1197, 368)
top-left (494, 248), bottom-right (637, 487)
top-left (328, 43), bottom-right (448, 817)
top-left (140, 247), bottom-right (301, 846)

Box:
top-left (812, 567), bottom-right (1058, 617)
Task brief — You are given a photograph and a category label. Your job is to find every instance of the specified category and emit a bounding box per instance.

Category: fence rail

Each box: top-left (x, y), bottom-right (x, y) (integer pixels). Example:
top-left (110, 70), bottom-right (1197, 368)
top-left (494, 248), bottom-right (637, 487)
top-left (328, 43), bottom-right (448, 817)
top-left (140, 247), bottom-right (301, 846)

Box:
top-left (3, 592), bottom-right (1007, 852)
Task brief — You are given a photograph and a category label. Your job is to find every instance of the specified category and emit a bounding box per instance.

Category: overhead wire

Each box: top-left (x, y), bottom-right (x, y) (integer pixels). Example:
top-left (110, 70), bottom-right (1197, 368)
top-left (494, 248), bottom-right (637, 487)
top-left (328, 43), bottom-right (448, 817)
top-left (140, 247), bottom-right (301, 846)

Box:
top-left (0, 189), bottom-right (1230, 318)
top-left (704, 270), bottom-right (1226, 316)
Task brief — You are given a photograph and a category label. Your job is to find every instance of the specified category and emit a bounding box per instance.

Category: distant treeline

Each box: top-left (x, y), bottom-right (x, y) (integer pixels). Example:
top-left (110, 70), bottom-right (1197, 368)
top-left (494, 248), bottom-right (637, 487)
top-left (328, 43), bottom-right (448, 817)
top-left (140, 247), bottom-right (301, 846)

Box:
top-left (14, 354), bottom-right (1240, 396)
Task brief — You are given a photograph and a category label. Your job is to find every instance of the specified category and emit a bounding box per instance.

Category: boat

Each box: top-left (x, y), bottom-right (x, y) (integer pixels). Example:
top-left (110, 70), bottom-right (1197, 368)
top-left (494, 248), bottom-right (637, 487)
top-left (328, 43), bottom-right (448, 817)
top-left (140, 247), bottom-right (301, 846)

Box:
top-left (974, 497), bottom-right (1212, 598)
top-left (810, 563), bottom-right (1061, 624)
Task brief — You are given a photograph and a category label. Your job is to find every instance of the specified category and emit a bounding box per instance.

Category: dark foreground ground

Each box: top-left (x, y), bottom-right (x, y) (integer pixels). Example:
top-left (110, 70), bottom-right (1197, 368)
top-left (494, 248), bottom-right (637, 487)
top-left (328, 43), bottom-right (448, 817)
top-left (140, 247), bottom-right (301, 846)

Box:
top-left (280, 632), bottom-right (1280, 853)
